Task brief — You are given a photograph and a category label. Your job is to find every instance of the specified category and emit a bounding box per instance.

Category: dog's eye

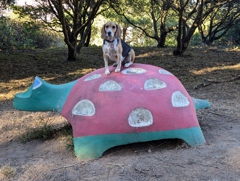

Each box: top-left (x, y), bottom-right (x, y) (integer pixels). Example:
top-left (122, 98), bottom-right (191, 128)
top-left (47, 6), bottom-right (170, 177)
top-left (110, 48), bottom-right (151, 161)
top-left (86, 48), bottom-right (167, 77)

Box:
top-left (112, 26), bottom-right (116, 29)
top-left (105, 25), bottom-right (109, 28)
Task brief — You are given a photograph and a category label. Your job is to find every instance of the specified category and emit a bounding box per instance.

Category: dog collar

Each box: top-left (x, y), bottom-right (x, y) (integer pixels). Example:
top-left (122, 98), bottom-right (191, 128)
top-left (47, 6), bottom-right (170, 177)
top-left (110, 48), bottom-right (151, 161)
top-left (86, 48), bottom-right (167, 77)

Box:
top-left (104, 39), bottom-right (115, 43)
top-left (104, 39), bottom-right (119, 48)
top-left (104, 39), bottom-right (119, 44)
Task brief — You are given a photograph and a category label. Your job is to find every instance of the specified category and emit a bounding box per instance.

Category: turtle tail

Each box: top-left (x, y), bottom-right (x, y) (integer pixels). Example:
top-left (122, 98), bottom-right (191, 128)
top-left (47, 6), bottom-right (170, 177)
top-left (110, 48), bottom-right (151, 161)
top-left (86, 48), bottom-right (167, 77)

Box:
top-left (192, 97), bottom-right (211, 110)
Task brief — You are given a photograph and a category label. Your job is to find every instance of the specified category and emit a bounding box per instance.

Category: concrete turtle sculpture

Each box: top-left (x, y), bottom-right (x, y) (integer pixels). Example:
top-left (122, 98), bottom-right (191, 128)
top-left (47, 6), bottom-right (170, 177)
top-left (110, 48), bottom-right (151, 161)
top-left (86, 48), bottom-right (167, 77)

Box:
top-left (14, 63), bottom-right (210, 160)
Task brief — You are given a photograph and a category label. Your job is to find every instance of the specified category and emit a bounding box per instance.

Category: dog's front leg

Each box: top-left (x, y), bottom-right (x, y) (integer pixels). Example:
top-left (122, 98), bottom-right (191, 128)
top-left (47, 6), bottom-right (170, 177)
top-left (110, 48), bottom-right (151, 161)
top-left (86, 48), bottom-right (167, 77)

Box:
top-left (115, 54), bottom-right (121, 73)
top-left (104, 57), bottom-right (110, 75)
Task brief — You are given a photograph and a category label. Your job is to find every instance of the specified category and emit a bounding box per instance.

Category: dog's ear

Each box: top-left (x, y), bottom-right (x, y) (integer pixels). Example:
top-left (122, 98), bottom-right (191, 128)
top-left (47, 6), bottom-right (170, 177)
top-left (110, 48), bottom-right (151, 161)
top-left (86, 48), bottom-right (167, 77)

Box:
top-left (101, 24), bottom-right (106, 39)
top-left (115, 24), bottom-right (122, 39)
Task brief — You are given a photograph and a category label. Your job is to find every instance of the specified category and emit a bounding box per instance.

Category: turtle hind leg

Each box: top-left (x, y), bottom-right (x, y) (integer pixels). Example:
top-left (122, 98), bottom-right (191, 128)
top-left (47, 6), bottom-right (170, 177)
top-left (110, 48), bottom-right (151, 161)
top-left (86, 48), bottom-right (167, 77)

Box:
top-left (175, 127), bottom-right (206, 146)
top-left (73, 135), bottom-right (120, 160)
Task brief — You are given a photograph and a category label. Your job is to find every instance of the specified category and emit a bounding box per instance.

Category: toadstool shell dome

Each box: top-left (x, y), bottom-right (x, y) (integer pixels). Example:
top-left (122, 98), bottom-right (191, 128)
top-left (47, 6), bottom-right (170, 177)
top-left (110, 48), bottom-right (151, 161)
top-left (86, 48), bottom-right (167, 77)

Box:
top-left (61, 63), bottom-right (205, 159)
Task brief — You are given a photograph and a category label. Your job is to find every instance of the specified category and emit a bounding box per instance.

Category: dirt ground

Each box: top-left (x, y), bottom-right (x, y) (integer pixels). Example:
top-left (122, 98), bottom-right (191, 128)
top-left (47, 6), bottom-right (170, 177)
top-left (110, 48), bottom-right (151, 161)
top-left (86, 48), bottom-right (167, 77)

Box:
top-left (0, 47), bottom-right (240, 181)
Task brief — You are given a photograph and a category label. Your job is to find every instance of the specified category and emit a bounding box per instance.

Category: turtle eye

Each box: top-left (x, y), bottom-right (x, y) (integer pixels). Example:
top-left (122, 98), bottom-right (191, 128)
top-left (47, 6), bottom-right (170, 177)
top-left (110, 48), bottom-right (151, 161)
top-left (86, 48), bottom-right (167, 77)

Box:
top-left (112, 25), bottom-right (116, 29)
top-left (33, 77), bottom-right (42, 90)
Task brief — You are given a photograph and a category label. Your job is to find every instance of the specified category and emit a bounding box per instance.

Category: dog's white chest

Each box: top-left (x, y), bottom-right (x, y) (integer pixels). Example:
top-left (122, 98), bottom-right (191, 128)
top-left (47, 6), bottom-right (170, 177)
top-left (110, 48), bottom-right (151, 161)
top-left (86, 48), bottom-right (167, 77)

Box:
top-left (103, 39), bottom-right (120, 61)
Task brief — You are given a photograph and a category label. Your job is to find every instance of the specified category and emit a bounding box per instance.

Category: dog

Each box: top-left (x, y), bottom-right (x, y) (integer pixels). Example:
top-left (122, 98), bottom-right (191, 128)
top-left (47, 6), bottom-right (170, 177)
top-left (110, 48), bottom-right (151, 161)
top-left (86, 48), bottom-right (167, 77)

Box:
top-left (101, 22), bottom-right (135, 75)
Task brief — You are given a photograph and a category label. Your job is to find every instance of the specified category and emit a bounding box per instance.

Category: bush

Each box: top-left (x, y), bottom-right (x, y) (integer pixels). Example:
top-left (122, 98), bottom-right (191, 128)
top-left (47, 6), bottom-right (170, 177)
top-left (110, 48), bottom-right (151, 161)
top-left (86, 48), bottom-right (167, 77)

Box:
top-left (0, 17), bottom-right (63, 51)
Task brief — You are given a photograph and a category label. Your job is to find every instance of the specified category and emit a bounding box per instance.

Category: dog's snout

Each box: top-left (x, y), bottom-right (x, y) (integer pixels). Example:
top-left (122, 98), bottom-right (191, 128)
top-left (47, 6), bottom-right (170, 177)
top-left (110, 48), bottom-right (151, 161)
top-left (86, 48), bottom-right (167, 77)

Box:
top-left (107, 31), bottom-right (111, 36)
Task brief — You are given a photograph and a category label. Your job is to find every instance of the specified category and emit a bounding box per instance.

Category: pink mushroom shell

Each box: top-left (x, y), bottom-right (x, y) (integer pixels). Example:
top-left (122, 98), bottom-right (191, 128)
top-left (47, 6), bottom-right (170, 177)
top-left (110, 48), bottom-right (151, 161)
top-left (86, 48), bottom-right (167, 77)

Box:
top-left (62, 63), bottom-right (199, 138)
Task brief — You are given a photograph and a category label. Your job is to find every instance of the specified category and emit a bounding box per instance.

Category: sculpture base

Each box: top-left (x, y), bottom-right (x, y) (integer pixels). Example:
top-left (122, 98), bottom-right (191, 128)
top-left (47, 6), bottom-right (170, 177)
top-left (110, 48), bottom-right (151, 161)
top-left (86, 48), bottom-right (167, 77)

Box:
top-left (73, 126), bottom-right (205, 160)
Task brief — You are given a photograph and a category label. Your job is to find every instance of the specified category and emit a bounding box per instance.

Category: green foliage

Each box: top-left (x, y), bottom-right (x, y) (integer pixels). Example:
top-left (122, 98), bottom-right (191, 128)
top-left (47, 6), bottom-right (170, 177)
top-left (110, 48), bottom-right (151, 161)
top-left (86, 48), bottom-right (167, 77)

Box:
top-left (165, 30), bottom-right (177, 47)
top-left (190, 32), bottom-right (202, 46)
top-left (0, 17), bottom-right (63, 51)
top-left (106, 0), bottom-right (179, 47)
top-left (220, 23), bottom-right (240, 46)
top-left (0, 0), bottom-right (15, 12)
top-left (2, 0), bottom-right (239, 51)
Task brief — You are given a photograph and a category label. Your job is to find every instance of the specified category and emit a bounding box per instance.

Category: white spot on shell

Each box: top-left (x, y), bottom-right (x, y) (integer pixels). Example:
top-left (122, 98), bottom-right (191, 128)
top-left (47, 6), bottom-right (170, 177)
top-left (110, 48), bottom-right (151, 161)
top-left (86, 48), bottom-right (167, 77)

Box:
top-left (84, 74), bottom-right (101, 81)
top-left (144, 78), bottom-right (167, 90)
top-left (128, 108), bottom-right (153, 127)
top-left (172, 91), bottom-right (189, 107)
top-left (122, 68), bottom-right (146, 74)
top-left (159, 69), bottom-right (173, 75)
top-left (99, 80), bottom-right (122, 91)
top-left (72, 99), bottom-right (95, 116)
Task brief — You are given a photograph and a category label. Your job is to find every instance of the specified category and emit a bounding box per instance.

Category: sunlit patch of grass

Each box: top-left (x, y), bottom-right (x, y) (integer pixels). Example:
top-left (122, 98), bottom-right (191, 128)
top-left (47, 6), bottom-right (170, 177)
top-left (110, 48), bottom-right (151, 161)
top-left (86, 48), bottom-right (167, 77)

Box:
top-left (0, 164), bottom-right (16, 178)
top-left (136, 47), bottom-right (173, 58)
top-left (0, 77), bottom-right (34, 101)
top-left (190, 63), bottom-right (240, 75)
top-left (67, 68), bottom-right (96, 76)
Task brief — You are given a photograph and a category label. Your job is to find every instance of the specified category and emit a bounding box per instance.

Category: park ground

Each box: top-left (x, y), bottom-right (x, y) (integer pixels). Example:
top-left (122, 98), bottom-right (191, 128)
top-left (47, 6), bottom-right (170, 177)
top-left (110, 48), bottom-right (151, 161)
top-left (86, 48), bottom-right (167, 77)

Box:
top-left (0, 46), bottom-right (240, 180)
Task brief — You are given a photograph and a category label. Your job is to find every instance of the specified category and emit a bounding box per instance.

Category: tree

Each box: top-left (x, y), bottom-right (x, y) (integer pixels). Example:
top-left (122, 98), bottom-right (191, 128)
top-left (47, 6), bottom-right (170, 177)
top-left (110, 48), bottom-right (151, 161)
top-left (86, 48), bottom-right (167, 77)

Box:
top-left (100, 5), bottom-right (132, 42)
top-left (172, 0), bottom-right (238, 56)
top-left (0, 0), bottom-right (14, 8)
top-left (225, 19), bottom-right (240, 45)
top-left (173, 0), bottom-right (206, 55)
top-left (109, 0), bottom-right (178, 47)
top-left (0, 0), bottom-right (15, 16)
top-left (13, 0), bottom-right (105, 61)
top-left (198, 1), bottom-right (240, 46)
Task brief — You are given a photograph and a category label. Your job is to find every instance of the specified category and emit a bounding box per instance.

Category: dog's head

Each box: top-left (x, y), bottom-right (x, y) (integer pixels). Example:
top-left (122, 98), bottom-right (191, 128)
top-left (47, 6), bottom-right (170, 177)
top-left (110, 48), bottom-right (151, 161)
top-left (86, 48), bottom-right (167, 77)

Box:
top-left (101, 22), bottom-right (121, 40)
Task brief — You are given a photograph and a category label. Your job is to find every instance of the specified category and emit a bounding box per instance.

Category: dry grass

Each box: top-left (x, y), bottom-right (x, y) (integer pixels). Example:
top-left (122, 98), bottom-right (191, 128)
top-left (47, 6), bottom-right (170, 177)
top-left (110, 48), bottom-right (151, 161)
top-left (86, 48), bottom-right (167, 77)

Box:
top-left (0, 164), bottom-right (16, 178)
top-left (0, 46), bottom-right (240, 180)
top-left (1, 46), bottom-right (239, 100)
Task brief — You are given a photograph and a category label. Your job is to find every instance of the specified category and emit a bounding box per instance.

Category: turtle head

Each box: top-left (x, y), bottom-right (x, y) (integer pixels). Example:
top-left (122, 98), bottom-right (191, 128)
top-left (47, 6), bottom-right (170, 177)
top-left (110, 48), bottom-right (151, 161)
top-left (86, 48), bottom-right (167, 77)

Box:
top-left (13, 76), bottom-right (76, 112)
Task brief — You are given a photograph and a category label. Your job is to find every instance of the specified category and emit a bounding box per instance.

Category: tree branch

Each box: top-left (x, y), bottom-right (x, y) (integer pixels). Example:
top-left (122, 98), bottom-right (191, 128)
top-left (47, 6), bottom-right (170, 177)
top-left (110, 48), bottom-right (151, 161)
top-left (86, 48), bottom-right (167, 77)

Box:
top-left (194, 75), bottom-right (240, 89)
top-left (110, 3), bottom-right (157, 40)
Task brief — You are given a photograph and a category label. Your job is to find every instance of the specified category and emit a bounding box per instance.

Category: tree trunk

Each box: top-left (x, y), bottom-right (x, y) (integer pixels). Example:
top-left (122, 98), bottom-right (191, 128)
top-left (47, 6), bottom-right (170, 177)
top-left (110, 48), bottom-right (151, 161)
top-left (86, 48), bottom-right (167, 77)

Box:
top-left (122, 27), bottom-right (127, 41)
top-left (205, 39), bottom-right (213, 46)
top-left (157, 32), bottom-right (167, 48)
top-left (67, 45), bottom-right (77, 61)
top-left (84, 27), bottom-right (91, 47)
top-left (173, 48), bottom-right (182, 56)
top-left (174, 15), bottom-right (183, 55)
top-left (174, 16), bottom-right (202, 55)
top-left (174, 29), bottom-right (193, 56)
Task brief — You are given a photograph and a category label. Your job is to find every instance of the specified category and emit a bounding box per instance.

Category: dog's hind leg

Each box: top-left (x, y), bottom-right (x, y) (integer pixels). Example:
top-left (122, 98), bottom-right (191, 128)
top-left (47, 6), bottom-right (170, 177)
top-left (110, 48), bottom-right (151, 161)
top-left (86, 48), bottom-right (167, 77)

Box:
top-left (124, 50), bottom-right (135, 67)
top-left (124, 62), bottom-right (133, 67)
top-left (124, 54), bottom-right (133, 67)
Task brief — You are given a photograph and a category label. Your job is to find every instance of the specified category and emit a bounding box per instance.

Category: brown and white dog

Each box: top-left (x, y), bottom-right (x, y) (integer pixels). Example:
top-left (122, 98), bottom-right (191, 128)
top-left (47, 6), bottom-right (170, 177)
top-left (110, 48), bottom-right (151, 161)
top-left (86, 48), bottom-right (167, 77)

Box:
top-left (101, 22), bottom-right (135, 75)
